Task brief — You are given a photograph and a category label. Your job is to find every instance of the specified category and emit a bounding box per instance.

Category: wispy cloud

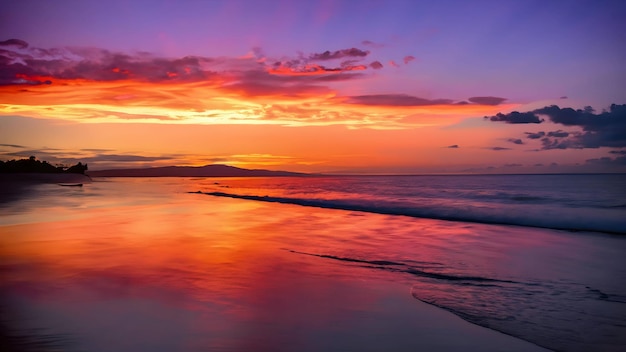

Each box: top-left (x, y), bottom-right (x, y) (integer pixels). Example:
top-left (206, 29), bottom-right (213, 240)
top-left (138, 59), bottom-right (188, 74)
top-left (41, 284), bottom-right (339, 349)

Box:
top-left (487, 147), bottom-right (511, 151)
top-left (507, 138), bottom-right (523, 145)
top-left (0, 143), bottom-right (25, 148)
top-left (346, 94), bottom-right (453, 106)
top-left (468, 96), bottom-right (507, 106)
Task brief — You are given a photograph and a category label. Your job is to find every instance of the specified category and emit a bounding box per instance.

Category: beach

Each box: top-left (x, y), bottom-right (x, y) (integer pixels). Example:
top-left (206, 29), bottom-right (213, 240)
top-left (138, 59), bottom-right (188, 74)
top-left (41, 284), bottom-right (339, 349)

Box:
top-left (1, 176), bottom-right (624, 351)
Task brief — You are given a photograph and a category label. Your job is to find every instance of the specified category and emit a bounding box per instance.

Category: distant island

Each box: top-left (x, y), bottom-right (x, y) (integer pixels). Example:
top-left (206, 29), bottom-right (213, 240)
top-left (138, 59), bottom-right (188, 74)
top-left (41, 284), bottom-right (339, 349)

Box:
top-left (87, 164), bottom-right (309, 177)
top-left (0, 156), bottom-right (91, 186)
top-left (0, 156), bottom-right (88, 174)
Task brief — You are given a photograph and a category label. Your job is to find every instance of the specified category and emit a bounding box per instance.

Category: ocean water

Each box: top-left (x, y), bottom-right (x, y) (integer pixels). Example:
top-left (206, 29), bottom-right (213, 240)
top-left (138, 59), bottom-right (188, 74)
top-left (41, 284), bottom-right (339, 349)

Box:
top-left (1, 174), bottom-right (625, 351)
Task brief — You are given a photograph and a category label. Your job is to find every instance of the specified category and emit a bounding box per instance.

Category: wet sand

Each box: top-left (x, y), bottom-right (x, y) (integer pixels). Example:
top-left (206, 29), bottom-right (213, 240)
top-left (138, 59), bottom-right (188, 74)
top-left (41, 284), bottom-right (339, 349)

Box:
top-left (0, 181), bottom-right (551, 351)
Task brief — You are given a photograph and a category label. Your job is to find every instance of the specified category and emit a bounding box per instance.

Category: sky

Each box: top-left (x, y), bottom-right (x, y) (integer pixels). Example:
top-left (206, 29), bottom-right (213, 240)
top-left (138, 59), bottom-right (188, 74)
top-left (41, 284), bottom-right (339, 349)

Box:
top-left (1, 0), bottom-right (625, 173)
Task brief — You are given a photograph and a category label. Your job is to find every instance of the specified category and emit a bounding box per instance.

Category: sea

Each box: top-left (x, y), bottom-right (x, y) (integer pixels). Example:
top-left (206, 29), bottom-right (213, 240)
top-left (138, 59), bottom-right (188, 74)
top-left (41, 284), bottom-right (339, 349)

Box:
top-left (1, 174), bottom-right (625, 351)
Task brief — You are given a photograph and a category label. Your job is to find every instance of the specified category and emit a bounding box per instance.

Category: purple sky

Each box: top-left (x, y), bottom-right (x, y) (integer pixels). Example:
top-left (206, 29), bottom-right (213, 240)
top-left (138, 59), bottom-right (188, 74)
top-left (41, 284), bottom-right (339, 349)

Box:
top-left (3, 0), bottom-right (623, 103)
top-left (1, 0), bottom-right (625, 173)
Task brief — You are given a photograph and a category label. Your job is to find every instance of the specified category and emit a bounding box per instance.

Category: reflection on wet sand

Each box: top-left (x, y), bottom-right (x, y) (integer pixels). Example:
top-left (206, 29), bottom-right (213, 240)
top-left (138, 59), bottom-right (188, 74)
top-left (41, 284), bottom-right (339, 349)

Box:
top-left (0, 179), bottom-right (550, 351)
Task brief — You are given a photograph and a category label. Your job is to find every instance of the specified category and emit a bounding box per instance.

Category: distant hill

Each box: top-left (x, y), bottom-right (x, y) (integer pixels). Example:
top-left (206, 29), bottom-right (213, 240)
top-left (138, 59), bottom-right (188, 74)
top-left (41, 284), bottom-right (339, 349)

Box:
top-left (86, 164), bottom-right (309, 177)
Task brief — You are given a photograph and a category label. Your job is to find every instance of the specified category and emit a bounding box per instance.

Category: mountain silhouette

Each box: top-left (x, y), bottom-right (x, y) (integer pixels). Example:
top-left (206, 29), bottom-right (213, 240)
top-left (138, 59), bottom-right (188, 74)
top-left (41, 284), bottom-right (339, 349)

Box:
top-left (87, 164), bottom-right (308, 177)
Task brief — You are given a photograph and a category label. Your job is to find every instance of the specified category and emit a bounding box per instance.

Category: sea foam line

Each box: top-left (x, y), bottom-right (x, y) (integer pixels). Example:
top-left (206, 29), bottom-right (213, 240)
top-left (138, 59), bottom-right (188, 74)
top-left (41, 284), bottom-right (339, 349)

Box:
top-left (190, 191), bottom-right (626, 235)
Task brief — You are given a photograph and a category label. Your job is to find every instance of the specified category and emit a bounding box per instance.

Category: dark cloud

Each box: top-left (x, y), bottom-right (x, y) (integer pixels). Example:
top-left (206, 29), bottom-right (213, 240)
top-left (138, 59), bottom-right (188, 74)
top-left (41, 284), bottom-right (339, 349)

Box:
top-left (534, 104), bottom-right (626, 149)
top-left (560, 96), bottom-right (568, 99)
top-left (609, 150), bottom-right (626, 155)
top-left (446, 144), bottom-right (459, 148)
top-left (546, 130), bottom-right (569, 138)
top-left (507, 138), bottom-right (523, 145)
top-left (492, 104), bottom-right (626, 148)
top-left (309, 48), bottom-right (369, 61)
top-left (486, 111), bottom-right (544, 124)
top-left (369, 61), bottom-right (383, 69)
top-left (585, 156), bottom-right (626, 166)
top-left (346, 94), bottom-right (453, 106)
top-left (504, 163), bottom-right (522, 167)
top-left (540, 137), bottom-right (576, 150)
top-left (403, 55), bottom-right (415, 64)
top-left (488, 147), bottom-right (511, 151)
top-left (0, 143), bottom-right (25, 148)
top-left (468, 96), bottom-right (507, 106)
top-left (525, 131), bottom-right (545, 139)
top-left (0, 39), bottom-right (28, 49)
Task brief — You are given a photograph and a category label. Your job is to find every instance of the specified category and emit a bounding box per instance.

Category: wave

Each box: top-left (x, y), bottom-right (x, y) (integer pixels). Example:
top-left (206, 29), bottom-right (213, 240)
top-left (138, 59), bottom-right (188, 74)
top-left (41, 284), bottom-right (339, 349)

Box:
top-left (286, 250), bottom-right (519, 284)
top-left (192, 191), bottom-right (626, 235)
top-left (287, 249), bottom-right (626, 352)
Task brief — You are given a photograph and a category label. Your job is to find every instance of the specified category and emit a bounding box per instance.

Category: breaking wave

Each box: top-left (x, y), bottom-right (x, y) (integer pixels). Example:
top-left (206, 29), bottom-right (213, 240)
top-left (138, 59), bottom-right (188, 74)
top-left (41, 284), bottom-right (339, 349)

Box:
top-left (192, 191), bottom-right (626, 235)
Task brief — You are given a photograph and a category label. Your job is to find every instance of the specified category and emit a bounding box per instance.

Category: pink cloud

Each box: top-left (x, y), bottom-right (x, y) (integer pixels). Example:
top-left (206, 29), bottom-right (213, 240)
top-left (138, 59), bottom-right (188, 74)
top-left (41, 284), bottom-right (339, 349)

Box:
top-left (369, 61), bottom-right (383, 69)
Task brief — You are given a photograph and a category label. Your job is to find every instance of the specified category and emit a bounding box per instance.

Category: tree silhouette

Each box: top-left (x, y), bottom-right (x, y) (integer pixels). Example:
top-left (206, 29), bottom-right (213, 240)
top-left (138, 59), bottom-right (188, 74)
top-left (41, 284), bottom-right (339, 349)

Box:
top-left (0, 156), bottom-right (88, 175)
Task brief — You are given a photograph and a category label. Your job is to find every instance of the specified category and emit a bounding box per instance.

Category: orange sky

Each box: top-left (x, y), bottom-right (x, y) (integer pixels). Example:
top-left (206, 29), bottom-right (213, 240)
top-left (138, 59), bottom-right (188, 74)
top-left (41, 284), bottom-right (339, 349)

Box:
top-left (1, 1), bottom-right (624, 173)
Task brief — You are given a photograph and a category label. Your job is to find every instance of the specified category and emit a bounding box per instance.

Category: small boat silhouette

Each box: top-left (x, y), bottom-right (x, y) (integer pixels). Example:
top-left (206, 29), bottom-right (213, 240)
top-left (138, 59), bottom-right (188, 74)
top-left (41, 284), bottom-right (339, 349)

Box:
top-left (59, 183), bottom-right (83, 187)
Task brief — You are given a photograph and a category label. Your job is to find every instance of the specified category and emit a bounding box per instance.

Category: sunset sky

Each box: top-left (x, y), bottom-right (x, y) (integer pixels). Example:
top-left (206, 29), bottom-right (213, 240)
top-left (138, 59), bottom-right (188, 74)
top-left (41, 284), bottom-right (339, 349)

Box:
top-left (1, 0), bottom-right (625, 173)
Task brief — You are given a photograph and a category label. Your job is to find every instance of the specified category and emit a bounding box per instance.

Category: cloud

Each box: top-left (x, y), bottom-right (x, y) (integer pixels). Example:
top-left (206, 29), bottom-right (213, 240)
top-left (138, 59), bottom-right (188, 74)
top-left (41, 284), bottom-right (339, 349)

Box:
top-left (0, 39), bottom-right (515, 129)
top-left (0, 39), bottom-right (29, 49)
top-left (585, 156), bottom-right (626, 166)
top-left (0, 41), bottom-right (217, 85)
top-left (468, 96), bottom-right (507, 106)
top-left (268, 62), bottom-right (366, 76)
top-left (560, 96), bottom-right (568, 99)
top-left (389, 60), bottom-right (399, 68)
top-left (546, 130), bottom-right (569, 138)
top-left (488, 147), bottom-right (511, 151)
top-left (369, 61), bottom-right (383, 69)
top-left (525, 131), bottom-right (545, 139)
top-left (515, 104), bottom-right (626, 149)
top-left (446, 144), bottom-right (459, 148)
top-left (83, 154), bottom-right (175, 163)
top-left (361, 40), bottom-right (384, 48)
top-left (403, 56), bottom-right (415, 64)
top-left (507, 138), bottom-right (523, 145)
top-left (0, 143), bottom-right (25, 148)
top-left (486, 111), bottom-right (544, 124)
top-left (1, 39), bottom-right (376, 88)
top-left (309, 48), bottom-right (369, 61)
top-left (609, 150), bottom-right (626, 155)
top-left (346, 94), bottom-right (453, 106)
